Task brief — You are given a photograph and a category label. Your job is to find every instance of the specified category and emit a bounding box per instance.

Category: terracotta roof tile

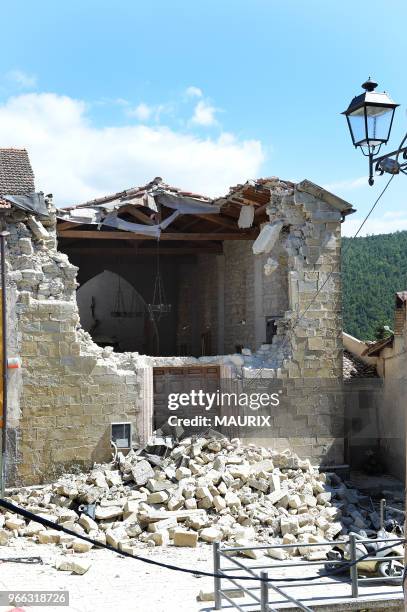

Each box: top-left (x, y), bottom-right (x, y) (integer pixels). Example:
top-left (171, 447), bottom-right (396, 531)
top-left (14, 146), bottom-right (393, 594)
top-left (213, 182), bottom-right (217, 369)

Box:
top-left (343, 350), bottom-right (378, 380)
top-left (64, 178), bottom-right (212, 211)
top-left (0, 148), bottom-right (35, 195)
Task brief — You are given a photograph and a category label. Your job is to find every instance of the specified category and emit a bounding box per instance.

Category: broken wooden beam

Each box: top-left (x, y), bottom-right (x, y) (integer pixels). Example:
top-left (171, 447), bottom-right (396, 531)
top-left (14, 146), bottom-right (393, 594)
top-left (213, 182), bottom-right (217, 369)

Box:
top-left (57, 221), bottom-right (85, 231)
top-left (57, 230), bottom-right (258, 241)
top-left (118, 205), bottom-right (156, 225)
top-left (62, 246), bottom-right (223, 255)
top-left (193, 214), bottom-right (239, 230)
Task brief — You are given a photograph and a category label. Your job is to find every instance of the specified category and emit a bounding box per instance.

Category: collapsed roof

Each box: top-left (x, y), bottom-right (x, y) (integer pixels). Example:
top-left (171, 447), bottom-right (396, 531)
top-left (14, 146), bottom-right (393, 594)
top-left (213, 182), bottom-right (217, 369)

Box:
top-left (57, 176), bottom-right (355, 242)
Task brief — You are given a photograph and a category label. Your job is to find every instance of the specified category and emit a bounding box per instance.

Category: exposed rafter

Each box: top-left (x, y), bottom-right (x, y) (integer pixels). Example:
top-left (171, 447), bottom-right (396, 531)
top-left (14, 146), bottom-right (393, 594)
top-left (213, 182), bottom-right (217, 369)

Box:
top-left (57, 229), bottom-right (258, 241)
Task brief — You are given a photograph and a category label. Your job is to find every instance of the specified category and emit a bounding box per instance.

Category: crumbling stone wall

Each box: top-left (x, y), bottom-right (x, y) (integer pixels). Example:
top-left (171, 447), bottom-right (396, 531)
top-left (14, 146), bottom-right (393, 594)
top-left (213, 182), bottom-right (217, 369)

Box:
top-left (4, 179), bottom-right (346, 485)
top-left (237, 186), bottom-right (344, 464)
top-left (4, 201), bottom-right (152, 486)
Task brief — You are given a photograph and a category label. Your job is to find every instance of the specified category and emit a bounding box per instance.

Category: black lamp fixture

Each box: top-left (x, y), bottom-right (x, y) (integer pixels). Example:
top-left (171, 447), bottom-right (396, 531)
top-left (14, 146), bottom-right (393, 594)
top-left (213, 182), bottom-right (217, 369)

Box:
top-left (342, 78), bottom-right (407, 185)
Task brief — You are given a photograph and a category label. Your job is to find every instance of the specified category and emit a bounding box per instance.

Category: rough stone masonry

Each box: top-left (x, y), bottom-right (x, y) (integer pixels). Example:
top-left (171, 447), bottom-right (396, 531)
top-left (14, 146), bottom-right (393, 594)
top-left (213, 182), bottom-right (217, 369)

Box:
top-left (2, 170), bottom-right (352, 485)
top-left (4, 200), bottom-right (152, 485)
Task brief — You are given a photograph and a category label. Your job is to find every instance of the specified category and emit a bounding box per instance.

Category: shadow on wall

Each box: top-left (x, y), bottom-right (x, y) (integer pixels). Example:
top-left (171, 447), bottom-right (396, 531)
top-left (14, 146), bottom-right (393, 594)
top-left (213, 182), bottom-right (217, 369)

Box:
top-left (76, 269), bottom-right (157, 353)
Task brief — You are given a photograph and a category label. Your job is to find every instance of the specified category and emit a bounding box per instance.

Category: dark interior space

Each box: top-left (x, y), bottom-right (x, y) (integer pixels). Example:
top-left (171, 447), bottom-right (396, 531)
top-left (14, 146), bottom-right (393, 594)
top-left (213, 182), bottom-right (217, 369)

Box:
top-left (62, 245), bottom-right (198, 356)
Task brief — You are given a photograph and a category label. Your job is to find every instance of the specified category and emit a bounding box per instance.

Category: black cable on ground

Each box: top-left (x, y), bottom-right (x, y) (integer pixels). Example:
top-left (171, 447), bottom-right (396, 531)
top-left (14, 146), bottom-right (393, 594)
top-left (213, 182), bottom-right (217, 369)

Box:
top-left (0, 556), bottom-right (42, 564)
top-left (0, 498), bottom-right (404, 584)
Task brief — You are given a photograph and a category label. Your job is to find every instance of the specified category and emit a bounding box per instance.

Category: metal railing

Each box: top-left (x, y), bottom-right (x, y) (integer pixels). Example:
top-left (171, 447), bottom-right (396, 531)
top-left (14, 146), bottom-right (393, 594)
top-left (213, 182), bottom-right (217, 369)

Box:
top-left (212, 535), bottom-right (404, 611)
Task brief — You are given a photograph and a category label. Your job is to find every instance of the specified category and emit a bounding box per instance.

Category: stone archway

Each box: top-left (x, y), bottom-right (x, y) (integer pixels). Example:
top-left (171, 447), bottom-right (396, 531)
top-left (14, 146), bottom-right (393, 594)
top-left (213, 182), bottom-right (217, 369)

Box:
top-left (76, 269), bottom-right (156, 352)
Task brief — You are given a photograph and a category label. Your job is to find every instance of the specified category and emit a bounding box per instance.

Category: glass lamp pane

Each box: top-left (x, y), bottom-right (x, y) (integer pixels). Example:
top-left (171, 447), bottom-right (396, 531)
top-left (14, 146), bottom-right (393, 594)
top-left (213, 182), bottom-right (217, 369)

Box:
top-left (366, 107), bottom-right (393, 144)
top-left (348, 107), bottom-right (366, 145)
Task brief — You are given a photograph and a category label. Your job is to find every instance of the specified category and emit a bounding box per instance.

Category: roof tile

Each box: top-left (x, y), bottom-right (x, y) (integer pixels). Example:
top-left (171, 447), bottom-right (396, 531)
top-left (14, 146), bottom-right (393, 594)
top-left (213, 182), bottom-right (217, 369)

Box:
top-left (0, 148), bottom-right (35, 195)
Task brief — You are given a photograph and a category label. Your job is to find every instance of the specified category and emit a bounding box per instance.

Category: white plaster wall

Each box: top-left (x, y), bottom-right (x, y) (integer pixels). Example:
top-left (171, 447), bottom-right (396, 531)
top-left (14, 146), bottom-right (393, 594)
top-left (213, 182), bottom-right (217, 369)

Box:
top-left (343, 332), bottom-right (377, 367)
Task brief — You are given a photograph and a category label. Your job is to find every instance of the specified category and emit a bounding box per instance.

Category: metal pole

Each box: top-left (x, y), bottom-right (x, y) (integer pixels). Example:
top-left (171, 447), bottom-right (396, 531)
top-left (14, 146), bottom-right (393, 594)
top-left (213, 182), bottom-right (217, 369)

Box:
top-left (260, 571), bottom-right (269, 612)
top-left (368, 153), bottom-right (374, 186)
top-left (0, 232), bottom-right (8, 497)
top-left (380, 498), bottom-right (386, 529)
top-left (349, 534), bottom-right (359, 598)
top-left (213, 542), bottom-right (221, 610)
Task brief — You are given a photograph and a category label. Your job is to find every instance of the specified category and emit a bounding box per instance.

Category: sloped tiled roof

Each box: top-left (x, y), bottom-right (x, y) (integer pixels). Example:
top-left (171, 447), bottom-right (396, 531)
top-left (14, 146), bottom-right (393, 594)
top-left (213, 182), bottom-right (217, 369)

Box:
top-left (64, 176), bottom-right (212, 211)
top-left (0, 148), bottom-right (35, 195)
top-left (363, 335), bottom-right (394, 357)
top-left (343, 350), bottom-right (378, 380)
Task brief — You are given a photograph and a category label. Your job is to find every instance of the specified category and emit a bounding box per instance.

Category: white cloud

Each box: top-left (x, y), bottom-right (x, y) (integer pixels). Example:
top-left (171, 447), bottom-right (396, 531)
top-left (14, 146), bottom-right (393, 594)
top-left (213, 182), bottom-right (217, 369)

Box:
top-left (323, 176), bottom-right (366, 192)
top-left (0, 92), bottom-right (264, 206)
top-left (127, 102), bottom-right (152, 121)
top-left (191, 100), bottom-right (218, 126)
top-left (6, 69), bottom-right (37, 89)
top-left (342, 212), bottom-right (407, 237)
top-left (185, 86), bottom-right (203, 98)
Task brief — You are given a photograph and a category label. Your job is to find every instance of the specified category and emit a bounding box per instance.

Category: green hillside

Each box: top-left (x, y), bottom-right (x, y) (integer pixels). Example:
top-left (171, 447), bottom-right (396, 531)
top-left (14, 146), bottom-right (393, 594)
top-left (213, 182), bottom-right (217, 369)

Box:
top-left (342, 231), bottom-right (407, 340)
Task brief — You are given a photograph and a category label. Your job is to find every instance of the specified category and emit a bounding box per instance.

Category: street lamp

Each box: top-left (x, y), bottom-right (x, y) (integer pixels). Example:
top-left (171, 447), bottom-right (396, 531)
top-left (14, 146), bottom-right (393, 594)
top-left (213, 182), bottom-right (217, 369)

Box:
top-left (342, 78), bottom-right (407, 185)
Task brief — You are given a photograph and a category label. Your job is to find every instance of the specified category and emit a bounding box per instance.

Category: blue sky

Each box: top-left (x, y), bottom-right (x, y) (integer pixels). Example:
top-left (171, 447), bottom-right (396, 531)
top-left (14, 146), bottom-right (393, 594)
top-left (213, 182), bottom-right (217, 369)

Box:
top-left (0, 0), bottom-right (406, 234)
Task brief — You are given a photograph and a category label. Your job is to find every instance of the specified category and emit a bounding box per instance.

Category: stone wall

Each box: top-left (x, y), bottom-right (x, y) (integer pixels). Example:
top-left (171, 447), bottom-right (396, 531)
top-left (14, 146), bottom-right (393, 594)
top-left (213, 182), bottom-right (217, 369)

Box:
top-left (168, 184), bottom-right (345, 465)
top-left (223, 241), bottom-right (255, 353)
top-left (221, 186), bottom-right (345, 465)
top-left (4, 201), bottom-right (153, 486)
top-left (176, 254), bottom-right (219, 356)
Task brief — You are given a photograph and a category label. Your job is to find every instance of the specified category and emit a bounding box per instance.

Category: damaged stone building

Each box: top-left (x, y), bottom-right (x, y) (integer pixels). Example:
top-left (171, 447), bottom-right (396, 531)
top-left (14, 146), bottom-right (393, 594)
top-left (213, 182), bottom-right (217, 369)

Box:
top-left (343, 291), bottom-right (407, 480)
top-left (0, 148), bottom-right (356, 485)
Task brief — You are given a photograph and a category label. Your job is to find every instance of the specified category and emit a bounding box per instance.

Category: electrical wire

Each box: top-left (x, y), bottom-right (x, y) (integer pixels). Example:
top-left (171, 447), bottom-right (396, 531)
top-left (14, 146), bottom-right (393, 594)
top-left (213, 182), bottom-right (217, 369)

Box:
top-left (0, 498), bottom-right (404, 584)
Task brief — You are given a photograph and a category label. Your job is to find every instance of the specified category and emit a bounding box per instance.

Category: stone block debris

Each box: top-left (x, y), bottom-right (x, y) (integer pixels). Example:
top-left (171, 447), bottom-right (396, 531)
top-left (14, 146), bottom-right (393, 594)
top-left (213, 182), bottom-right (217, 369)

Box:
top-left (1, 434), bottom-right (384, 563)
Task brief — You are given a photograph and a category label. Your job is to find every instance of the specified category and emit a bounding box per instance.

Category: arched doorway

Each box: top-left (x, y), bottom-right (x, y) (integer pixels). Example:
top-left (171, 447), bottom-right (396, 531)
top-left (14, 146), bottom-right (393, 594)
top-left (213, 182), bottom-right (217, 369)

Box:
top-left (76, 270), bottom-right (157, 353)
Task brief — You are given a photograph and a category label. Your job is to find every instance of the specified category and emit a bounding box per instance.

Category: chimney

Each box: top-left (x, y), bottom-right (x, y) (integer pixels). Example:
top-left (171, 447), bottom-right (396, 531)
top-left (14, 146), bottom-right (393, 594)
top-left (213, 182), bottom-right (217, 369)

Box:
top-left (393, 291), bottom-right (407, 353)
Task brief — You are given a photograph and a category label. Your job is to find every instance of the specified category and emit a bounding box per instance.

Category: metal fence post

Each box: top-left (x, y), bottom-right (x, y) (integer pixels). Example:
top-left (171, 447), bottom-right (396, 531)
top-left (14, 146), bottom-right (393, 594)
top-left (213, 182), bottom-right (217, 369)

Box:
top-left (349, 534), bottom-right (359, 598)
top-left (380, 498), bottom-right (386, 529)
top-left (213, 542), bottom-right (221, 610)
top-left (260, 571), bottom-right (269, 612)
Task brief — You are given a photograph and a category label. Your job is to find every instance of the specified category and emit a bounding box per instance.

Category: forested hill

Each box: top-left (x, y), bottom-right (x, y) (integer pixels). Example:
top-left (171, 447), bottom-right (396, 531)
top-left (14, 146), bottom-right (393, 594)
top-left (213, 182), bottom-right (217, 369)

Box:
top-left (342, 231), bottom-right (407, 340)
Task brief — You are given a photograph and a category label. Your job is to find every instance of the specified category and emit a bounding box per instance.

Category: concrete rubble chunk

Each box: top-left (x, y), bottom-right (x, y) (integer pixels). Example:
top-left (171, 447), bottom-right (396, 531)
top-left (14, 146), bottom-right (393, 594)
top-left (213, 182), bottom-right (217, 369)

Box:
top-left (213, 495), bottom-right (226, 511)
top-left (95, 506), bottom-right (123, 520)
top-left (200, 527), bottom-right (222, 543)
top-left (105, 526), bottom-right (128, 549)
top-left (147, 491), bottom-right (169, 504)
top-left (197, 589), bottom-right (244, 602)
top-left (173, 529), bottom-right (198, 547)
top-left (147, 530), bottom-right (169, 546)
top-left (267, 546), bottom-right (289, 560)
top-left (0, 529), bottom-right (10, 545)
top-left (55, 556), bottom-right (91, 575)
top-left (175, 467), bottom-right (192, 480)
top-left (233, 539), bottom-right (261, 559)
top-left (147, 517), bottom-right (177, 533)
top-left (72, 538), bottom-right (93, 553)
top-left (38, 529), bottom-right (60, 544)
top-left (27, 215), bottom-right (49, 240)
top-left (24, 520), bottom-right (46, 536)
top-left (79, 514), bottom-right (98, 533)
top-left (5, 517), bottom-right (26, 530)
top-left (281, 516), bottom-right (299, 536)
top-left (131, 460), bottom-right (155, 486)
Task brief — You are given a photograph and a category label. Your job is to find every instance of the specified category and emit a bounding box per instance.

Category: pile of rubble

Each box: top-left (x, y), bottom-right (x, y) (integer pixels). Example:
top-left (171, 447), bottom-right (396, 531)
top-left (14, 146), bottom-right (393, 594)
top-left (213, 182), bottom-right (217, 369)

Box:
top-left (1, 434), bottom-right (381, 569)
